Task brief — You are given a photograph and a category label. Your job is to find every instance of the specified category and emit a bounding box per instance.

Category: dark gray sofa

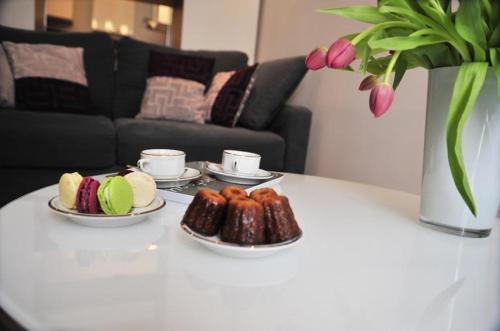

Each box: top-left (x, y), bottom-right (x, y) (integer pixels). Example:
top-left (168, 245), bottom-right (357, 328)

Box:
top-left (0, 26), bottom-right (312, 208)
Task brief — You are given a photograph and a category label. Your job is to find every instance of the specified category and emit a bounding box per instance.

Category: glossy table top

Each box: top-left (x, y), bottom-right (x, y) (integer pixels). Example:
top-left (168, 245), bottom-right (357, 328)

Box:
top-left (0, 174), bottom-right (498, 331)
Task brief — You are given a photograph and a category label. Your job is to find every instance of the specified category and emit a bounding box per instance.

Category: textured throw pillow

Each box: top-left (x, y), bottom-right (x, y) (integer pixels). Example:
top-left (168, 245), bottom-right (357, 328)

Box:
top-left (238, 56), bottom-right (307, 130)
top-left (199, 70), bottom-right (235, 120)
top-left (137, 76), bottom-right (205, 123)
top-left (2, 41), bottom-right (91, 114)
top-left (211, 64), bottom-right (258, 127)
top-left (113, 37), bottom-right (248, 119)
top-left (0, 44), bottom-right (14, 108)
top-left (149, 50), bottom-right (215, 87)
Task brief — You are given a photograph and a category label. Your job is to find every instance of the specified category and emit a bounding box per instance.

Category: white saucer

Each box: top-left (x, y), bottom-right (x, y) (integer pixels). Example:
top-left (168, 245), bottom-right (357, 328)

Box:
top-left (151, 168), bottom-right (202, 188)
top-left (48, 196), bottom-right (166, 228)
top-left (205, 162), bottom-right (273, 185)
top-left (180, 223), bottom-right (302, 259)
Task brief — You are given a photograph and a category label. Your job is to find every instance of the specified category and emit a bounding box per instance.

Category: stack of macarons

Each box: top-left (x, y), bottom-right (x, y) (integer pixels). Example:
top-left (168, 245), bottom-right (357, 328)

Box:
top-left (58, 171), bottom-right (157, 215)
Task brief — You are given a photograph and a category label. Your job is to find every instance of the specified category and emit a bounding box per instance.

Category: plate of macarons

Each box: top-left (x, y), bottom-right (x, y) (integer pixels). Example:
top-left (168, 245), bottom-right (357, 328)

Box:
top-left (48, 170), bottom-right (166, 227)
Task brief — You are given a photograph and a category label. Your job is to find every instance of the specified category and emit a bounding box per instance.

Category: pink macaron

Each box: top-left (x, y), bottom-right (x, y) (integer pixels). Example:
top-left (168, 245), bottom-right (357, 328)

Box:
top-left (76, 177), bottom-right (100, 214)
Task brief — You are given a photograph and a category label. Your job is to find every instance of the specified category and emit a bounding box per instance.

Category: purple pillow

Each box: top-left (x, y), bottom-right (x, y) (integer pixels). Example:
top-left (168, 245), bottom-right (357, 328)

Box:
top-left (211, 64), bottom-right (258, 127)
top-left (148, 50), bottom-right (215, 87)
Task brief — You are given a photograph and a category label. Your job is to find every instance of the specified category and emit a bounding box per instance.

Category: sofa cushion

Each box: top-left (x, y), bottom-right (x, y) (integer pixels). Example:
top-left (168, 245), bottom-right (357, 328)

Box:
top-left (149, 50), bottom-right (215, 86)
top-left (0, 110), bottom-right (115, 168)
top-left (113, 37), bottom-right (249, 119)
top-left (0, 25), bottom-right (114, 118)
top-left (3, 42), bottom-right (92, 115)
top-left (211, 64), bottom-right (257, 127)
top-left (137, 76), bottom-right (206, 123)
top-left (238, 56), bottom-right (307, 130)
top-left (0, 44), bottom-right (14, 107)
top-left (115, 118), bottom-right (285, 171)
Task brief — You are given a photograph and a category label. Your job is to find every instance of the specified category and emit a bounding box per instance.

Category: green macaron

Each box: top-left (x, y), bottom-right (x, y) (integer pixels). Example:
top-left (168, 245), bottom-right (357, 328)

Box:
top-left (97, 176), bottom-right (134, 215)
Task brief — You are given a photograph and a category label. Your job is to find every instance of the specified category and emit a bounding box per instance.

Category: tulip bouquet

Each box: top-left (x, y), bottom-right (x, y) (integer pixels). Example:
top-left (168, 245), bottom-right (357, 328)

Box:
top-left (306, 0), bottom-right (500, 216)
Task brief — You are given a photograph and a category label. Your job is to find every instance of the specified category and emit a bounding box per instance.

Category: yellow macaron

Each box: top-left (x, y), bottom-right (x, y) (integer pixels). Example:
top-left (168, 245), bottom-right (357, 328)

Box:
top-left (58, 172), bottom-right (83, 209)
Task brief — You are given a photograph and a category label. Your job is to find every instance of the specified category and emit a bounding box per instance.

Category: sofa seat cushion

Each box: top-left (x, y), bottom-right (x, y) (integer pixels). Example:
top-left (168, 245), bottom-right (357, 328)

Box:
top-left (0, 110), bottom-right (115, 168)
top-left (115, 118), bottom-right (286, 171)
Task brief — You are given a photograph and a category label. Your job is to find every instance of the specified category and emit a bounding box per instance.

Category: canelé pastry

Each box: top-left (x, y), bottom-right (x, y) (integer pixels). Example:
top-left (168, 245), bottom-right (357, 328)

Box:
top-left (262, 195), bottom-right (301, 243)
top-left (220, 198), bottom-right (265, 245)
top-left (182, 189), bottom-right (227, 236)
top-left (220, 185), bottom-right (247, 201)
top-left (249, 188), bottom-right (278, 203)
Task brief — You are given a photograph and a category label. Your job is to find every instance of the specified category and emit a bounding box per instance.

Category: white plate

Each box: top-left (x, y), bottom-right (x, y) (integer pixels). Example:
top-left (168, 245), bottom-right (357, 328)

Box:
top-left (48, 196), bottom-right (166, 228)
top-left (153, 168), bottom-right (202, 188)
top-left (180, 223), bottom-right (302, 258)
top-left (205, 162), bottom-right (273, 185)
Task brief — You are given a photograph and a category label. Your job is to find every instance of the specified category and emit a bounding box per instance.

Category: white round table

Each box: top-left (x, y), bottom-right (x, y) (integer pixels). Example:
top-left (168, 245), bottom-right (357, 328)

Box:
top-left (0, 174), bottom-right (498, 331)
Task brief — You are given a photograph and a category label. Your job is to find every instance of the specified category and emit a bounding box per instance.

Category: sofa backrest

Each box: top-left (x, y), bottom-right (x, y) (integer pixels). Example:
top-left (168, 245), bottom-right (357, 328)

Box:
top-left (0, 25), bottom-right (115, 118)
top-left (113, 37), bottom-right (249, 119)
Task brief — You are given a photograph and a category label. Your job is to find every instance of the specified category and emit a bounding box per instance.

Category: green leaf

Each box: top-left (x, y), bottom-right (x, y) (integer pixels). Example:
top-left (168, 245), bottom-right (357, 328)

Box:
top-left (401, 51), bottom-right (433, 69)
top-left (489, 25), bottom-right (500, 47)
top-left (378, 0), bottom-right (422, 13)
top-left (318, 6), bottom-right (393, 24)
top-left (366, 56), bottom-right (391, 75)
top-left (439, 0), bottom-right (452, 12)
top-left (456, 0), bottom-right (487, 61)
top-left (446, 62), bottom-right (489, 217)
top-left (490, 48), bottom-right (500, 96)
top-left (392, 56), bottom-right (407, 89)
top-left (368, 35), bottom-right (447, 51)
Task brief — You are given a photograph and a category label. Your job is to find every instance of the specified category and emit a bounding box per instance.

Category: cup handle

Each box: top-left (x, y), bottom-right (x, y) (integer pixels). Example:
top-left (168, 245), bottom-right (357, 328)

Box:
top-left (137, 159), bottom-right (150, 172)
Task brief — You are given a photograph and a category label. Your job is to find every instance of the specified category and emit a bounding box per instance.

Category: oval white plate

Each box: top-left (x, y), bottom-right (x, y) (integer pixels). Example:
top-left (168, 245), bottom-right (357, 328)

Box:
top-left (180, 223), bottom-right (302, 258)
top-left (154, 168), bottom-right (202, 188)
top-left (48, 196), bottom-right (166, 228)
top-left (206, 162), bottom-right (273, 185)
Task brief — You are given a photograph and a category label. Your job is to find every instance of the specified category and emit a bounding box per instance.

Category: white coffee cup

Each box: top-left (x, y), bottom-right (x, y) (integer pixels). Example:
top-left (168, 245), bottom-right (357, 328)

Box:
top-left (222, 150), bottom-right (261, 175)
top-left (137, 149), bottom-right (185, 178)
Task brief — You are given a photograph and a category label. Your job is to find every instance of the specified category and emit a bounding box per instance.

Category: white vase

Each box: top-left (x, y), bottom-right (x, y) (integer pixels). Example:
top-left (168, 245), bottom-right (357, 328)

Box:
top-left (420, 66), bottom-right (500, 237)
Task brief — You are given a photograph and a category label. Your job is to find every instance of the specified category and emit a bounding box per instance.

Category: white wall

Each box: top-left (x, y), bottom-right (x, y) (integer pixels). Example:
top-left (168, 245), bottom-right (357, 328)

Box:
top-left (181, 0), bottom-right (260, 63)
top-left (0, 0), bottom-right (35, 30)
top-left (257, 0), bottom-right (427, 194)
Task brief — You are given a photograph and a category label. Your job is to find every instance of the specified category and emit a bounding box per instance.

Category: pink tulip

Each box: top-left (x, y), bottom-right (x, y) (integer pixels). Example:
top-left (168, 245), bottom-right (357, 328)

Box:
top-left (358, 75), bottom-right (379, 91)
top-left (305, 47), bottom-right (327, 70)
top-left (369, 83), bottom-right (394, 118)
top-left (326, 39), bottom-right (356, 69)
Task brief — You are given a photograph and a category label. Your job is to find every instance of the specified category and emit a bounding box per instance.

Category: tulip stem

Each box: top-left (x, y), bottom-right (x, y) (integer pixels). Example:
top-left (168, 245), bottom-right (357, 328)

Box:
top-left (384, 51), bottom-right (402, 85)
top-left (351, 22), bottom-right (418, 45)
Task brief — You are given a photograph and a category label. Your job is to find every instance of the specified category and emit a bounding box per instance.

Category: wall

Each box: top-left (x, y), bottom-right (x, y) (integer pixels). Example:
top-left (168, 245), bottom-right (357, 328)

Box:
top-left (181, 0), bottom-right (260, 63)
top-left (47, 0), bottom-right (73, 19)
top-left (257, 0), bottom-right (427, 194)
top-left (0, 0), bottom-right (35, 30)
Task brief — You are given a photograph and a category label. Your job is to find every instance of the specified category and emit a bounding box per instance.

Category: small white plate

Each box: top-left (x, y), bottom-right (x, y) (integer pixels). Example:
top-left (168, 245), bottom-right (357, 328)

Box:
top-left (48, 196), bottom-right (166, 228)
top-left (205, 162), bottom-right (273, 185)
top-left (180, 223), bottom-right (302, 258)
top-left (153, 168), bottom-right (202, 188)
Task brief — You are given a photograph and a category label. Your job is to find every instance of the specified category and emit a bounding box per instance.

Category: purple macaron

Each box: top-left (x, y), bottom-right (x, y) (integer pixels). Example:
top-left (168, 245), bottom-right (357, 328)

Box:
top-left (76, 177), bottom-right (100, 214)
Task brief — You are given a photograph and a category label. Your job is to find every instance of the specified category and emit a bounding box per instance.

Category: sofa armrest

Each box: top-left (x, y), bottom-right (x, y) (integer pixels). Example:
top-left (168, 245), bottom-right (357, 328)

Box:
top-left (269, 105), bottom-right (312, 173)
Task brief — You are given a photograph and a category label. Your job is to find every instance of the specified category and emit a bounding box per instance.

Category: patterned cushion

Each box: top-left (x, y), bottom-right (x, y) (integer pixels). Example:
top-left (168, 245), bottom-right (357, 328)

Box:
top-left (199, 71), bottom-right (235, 120)
top-left (148, 50), bottom-right (215, 87)
top-left (2, 42), bottom-right (91, 114)
top-left (211, 64), bottom-right (258, 127)
top-left (0, 44), bottom-right (14, 108)
top-left (15, 77), bottom-right (91, 114)
top-left (136, 76), bottom-right (205, 123)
